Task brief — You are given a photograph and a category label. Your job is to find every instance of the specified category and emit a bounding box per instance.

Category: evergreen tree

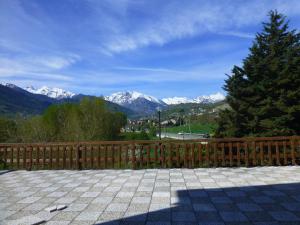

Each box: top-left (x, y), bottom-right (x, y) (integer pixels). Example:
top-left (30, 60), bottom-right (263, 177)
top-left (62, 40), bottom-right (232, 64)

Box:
top-left (216, 11), bottom-right (300, 137)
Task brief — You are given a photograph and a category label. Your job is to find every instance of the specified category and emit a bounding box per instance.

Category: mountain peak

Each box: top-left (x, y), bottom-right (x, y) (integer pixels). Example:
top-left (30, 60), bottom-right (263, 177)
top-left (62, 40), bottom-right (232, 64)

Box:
top-left (162, 92), bottom-right (225, 105)
top-left (104, 91), bottom-right (162, 105)
top-left (25, 86), bottom-right (75, 99)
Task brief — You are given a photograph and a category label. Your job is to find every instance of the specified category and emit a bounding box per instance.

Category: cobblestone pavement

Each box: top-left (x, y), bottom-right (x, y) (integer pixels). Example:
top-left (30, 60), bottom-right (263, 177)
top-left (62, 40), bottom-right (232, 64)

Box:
top-left (1, 167), bottom-right (300, 225)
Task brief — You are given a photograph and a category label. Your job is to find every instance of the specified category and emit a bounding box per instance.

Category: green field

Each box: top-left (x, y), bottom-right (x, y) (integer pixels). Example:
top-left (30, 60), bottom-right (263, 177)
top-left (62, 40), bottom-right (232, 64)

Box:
top-left (164, 123), bottom-right (217, 134)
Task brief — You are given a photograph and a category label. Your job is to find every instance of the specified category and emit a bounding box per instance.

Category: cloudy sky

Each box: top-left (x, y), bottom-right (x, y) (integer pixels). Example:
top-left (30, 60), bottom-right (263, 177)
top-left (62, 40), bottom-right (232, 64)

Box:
top-left (1, 0), bottom-right (300, 98)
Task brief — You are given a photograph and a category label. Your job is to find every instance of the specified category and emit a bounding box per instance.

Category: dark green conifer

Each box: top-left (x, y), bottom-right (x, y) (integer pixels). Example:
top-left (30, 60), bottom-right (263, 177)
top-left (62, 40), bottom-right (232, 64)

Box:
top-left (216, 11), bottom-right (300, 137)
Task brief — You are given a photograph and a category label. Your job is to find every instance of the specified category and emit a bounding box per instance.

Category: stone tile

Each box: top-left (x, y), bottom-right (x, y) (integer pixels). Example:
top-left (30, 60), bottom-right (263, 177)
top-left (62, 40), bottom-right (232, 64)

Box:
top-left (193, 203), bottom-right (216, 212)
top-left (80, 192), bottom-right (100, 198)
top-left (3, 215), bottom-right (45, 225)
top-left (152, 192), bottom-right (170, 197)
top-left (172, 211), bottom-right (196, 222)
top-left (74, 211), bottom-right (101, 221)
top-left (55, 197), bottom-right (76, 204)
top-left (236, 203), bottom-right (263, 212)
top-left (98, 212), bottom-right (124, 222)
top-left (219, 211), bottom-right (249, 222)
top-left (17, 196), bottom-right (41, 204)
top-left (47, 192), bottom-right (67, 198)
top-left (131, 197), bottom-right (151, 204)
top-left (105, 203), bottom-right (129, 212)
top-left (52, 211), bottom-right (79, 221)
top-left (281, 202), bottom-right (300, 211)
top-left (195, 211), bottom-right (223, 222)
top-left (269, 211), bottom-right (300, 221)
top-left (0, 210), bottom-right (18, 220)
top-left (46, 221), bottom-right (71, 225)
top-left (127, 203), bottom-right (149, 212)
top-left (148, 210), bottom-right (171, 221)
top-left (245, 211), bottom-right (275, 222)
top-left (251, 196), bottom-right (275, 204)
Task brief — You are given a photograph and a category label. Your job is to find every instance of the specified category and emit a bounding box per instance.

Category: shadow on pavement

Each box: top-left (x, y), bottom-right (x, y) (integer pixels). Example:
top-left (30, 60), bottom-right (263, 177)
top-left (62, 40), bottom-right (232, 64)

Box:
top-left (96, 182), bottom-right (300, 225)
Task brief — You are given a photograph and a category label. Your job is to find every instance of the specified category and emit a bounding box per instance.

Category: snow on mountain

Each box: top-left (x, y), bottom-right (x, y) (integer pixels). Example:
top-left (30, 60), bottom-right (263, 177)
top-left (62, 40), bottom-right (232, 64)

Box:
top-left (104, 91), bottom-right (163, 105)
top-left (0, 82), bottom-right (20, 89)
top-left (161, 97), bottom-right (192, 105)
top-left (161, 92), bottom-right (225, 105)
top-left (25, 86), bottom-right (75, 99)
top-left (193, 92), bottom-right (226, 104)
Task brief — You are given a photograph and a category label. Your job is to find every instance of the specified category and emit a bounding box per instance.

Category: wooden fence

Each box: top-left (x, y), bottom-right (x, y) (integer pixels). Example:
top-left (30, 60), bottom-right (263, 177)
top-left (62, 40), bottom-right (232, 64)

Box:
top-left (0, 136), bottom-right (299, 170)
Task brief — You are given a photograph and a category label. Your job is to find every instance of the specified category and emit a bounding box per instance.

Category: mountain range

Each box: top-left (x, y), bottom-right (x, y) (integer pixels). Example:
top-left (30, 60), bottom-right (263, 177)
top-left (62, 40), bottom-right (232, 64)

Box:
top-left (0, 83), bottom-right (226, 117)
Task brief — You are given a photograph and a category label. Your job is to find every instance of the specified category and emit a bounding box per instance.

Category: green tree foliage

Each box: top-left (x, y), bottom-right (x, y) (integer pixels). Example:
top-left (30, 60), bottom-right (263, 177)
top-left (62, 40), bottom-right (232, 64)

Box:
top-left (216, 11), bottom-right (300, 137)
top-left (1, 98), bottom-right (127, 142)
top-left (122, 131), bottom-right (150, 140)
top-left (0, 117), bottom-right (17, 142)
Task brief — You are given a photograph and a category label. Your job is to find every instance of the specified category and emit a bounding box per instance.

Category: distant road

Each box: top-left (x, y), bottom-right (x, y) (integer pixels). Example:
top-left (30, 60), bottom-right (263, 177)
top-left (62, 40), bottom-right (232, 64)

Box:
top-left (158, 132), bottom-right (209, 140)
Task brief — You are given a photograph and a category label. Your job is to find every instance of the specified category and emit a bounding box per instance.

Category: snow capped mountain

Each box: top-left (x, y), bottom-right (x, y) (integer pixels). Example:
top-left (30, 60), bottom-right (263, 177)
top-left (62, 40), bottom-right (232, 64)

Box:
top-left (161, 92), bottom-right (225, 105)
top-left (104, 91), bottom-right (163, 105)
top-left (193, 92), bottom-right (226, 104)
top-left (0, 82), bottom-right (20, 89)
top-left (2, 81), bottom-right (225, 109)
top-left (25, 86), bottom-right (75, 99)
top-left (162, 97), bottom-right (192, 105)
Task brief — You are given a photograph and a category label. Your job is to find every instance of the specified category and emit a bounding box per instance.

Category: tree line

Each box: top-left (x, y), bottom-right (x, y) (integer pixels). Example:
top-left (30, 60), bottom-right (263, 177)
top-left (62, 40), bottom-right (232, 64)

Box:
top-left (0, 98), bottom-right (127, 143)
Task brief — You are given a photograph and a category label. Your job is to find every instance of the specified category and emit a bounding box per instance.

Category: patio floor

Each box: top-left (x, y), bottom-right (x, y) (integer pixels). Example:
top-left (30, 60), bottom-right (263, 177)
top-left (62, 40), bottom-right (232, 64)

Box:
top-left (1, 167), bottom-right (300, 225)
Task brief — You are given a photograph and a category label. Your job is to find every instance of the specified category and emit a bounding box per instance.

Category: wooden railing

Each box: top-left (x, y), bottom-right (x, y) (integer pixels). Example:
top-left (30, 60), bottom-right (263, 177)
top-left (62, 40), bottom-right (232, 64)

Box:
top-left (0, 136), bottom-right (299, 170)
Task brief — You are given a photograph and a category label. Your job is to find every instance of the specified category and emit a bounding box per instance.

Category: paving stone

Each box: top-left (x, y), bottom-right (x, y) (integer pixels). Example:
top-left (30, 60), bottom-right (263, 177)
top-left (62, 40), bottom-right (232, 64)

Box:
top-left (55, 197), bottom-right (76, 204)
top-left (22, 203), bottom-right (48, 211)
top-left (236, 203), bottom-right (263, 212)
top-left (74, 211), bottom-right (101, 221)
top-left (98, 211), bottom-right (124, 221)
top-left (152, 192), bottom-right (170, 197)
top-left (46, 221), bottom-right (71, 225)
top-left (52, 211), bottom-right (79, 221)
top-left (47, 192), bottom-right (67, 198)
top-left (245, 211), bottom-right (275, 222)
top-left (3, 215), bottom-right (45, 225)
top-left (105, 203), bottom-right (129, 212)
top-left (281, 202), bottom-right (300, 211)
top-left (195, 211), bottom-right (223, 222)
top-left (269, 211), bottom-right (300, 221)
top-left (80, 192), bottom-right (100, 198)
top-left (131, 197), bottom-right (151, 204)
top-left (219, 211), bottom-right (249, 222)
top-left (18, 197), bottom-right (41, 204)
top-left (0, 210), bottom-right (19, 220)
top-left (147, 210), bottom-right (171, 221)
top-left (193, 203), bottom-right (216, 212)
top-left (251, 196), bottom-right (275, 204)
top-left (172, 211), bottom-right (196, 222)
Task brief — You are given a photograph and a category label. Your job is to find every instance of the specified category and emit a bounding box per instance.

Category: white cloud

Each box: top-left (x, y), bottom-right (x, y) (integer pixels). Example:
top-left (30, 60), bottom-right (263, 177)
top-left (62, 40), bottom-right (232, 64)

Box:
top-left (0, 54), bottom-right (77, 81)
top-left (29, 54), bottom-right (80, 70)
top-left (93, 0), bottom-right (300, 54)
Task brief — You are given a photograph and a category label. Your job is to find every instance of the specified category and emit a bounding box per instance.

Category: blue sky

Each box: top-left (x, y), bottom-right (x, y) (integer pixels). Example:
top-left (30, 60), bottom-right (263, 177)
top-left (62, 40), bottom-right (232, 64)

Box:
top-left (1, 0), bottom-right (300, 98)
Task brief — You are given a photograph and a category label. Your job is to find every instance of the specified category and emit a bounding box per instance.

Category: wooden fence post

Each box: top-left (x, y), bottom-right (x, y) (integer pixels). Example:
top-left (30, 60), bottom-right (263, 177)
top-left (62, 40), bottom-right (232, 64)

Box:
top-left (268, 142), bottom-right (272, 166)
top-left (76, 144), bottom-right (82, 170)
top-left (260, 142), bottom-right (264, 166)
top-left (275, 142), bottom-right (280, 166)
top-left (229, 143), bottom-right (233, 167)
top-left (252, 141), bottom-right (256, 166)
top-left (132, 144), bottom-right (136, 169)
top-left (198, 144), bottom-right (203, 167)
top-left (237, 142), bottom-right (241, 167)
top-left (245, 142), bottom-right (249, 167)
top-left (291, 139), bottom-right (296, 165)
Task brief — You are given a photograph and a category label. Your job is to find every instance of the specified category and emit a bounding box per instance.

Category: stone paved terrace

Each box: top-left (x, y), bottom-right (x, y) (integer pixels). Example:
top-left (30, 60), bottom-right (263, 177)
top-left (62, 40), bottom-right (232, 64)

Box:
top-left (1, 167), bottom-right (300, 225)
